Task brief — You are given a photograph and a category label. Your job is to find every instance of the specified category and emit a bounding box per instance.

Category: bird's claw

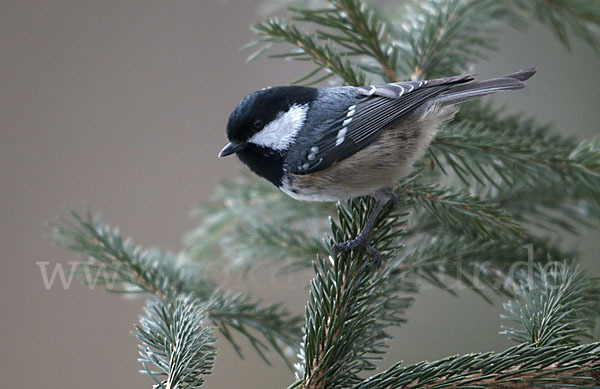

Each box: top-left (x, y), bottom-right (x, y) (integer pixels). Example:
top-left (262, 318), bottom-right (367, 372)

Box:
top-left (389, 192), bottom-right (399, 207)
top-left (332, 237), bottom-right (382, 268)
top-left (332, 190), bottom-right (397, 268)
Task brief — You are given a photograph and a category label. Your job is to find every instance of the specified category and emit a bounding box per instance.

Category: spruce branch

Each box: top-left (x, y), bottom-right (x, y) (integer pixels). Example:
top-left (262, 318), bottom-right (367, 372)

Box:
top-left (355, 264), bottom-right (600, 388)
top-left (52, 210), bottom-right (303, 365)
top-left (135, 296), bottom-right (216, 388)
top-left (186, 175), bottom-right (333, 267)
top-left (430, 103), bottom-right (600, 199)
top-left (53, 210), bottom-right (204, 299)
top-left (492, 181), bottom-right (600, 234)
top-left (418, 103), bottom-right (600, 235)
top-left (296, 199), bottom-right (415, 389)
top-left (394, 0), bottom-right (509, 79)
top-left (291, 0), bottom-right (400, 81)
top-left (187, 175), bottom-right (526, 275)
top-left (354, 341), bottom-right (600, 388)
top-left (513, 0), bottom-right (600, 52)
top-left (252, 19), bottom-right (367, 86)
top-left (206, 290), bottom-right (302, 365)
top-left (393, 234), bottom-right (576, 301)
top-left (252, 0), bottom-right (402, 85)
top-left (400, 180), bottom-right (522, 239)
top-left (300, 257), bottom-right (400, 388)
top-left (222, 224), bottom-right (328, 273)
top-left (501, 263), bottom-right (600, 346)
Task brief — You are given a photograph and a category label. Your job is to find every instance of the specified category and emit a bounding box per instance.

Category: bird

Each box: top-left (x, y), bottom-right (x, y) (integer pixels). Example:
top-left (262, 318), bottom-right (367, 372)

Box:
top-left (218, 68), bottom-right (536, 263)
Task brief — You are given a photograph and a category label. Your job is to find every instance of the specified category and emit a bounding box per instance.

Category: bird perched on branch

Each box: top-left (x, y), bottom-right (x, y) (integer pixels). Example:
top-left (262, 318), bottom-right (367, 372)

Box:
top-left (219, 68), bottom-right (536, 263)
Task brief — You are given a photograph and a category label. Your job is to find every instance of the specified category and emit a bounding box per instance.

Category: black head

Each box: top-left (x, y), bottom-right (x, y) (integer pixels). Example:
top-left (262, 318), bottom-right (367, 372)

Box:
top-left (225, 86), bottom-right (317, 144)
top-left (219, 86), bottom-right (318, 186)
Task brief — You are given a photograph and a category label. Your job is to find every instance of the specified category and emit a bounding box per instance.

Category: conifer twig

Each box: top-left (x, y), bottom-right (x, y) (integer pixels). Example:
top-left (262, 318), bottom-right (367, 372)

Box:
top-left (297, 199), bottom-right (415, 389)
top-left (400, 180), bottom-right (521, 239)
top-left (501, 263), bottom-right (600, 346)
top-left (430, 103), bottom-right (600, 196)
top-left (52, 211), bottom-right (303, 367)
top-left (355, 342), bottom-right (600, 388)
top-left (135, 296), bottom-right (216, 389)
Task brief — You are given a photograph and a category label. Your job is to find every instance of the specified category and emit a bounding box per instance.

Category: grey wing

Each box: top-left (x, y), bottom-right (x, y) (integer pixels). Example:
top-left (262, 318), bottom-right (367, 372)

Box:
top-left (356, 74), bottom-right (473, 98)
top-left (290, 74), bottom-right (474, 174)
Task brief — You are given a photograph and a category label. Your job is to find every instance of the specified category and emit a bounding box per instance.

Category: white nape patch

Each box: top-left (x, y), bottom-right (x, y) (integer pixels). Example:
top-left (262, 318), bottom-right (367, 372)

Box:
top-left (248, 104), bottom-right (308, 150)
top-left (367, 86), bottom-right (376, 95)
top-left (336, 127), bottom-right (348, 146)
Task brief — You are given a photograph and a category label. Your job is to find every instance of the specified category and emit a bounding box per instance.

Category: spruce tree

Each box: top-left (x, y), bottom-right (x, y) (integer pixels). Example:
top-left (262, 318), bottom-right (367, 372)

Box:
top-left (53, 0), bottom-right (600, 387)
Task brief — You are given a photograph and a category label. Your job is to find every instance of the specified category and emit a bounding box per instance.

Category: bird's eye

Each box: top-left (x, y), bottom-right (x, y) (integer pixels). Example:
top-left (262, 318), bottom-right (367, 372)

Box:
top-left (252, 120), bottom-right (264, 131)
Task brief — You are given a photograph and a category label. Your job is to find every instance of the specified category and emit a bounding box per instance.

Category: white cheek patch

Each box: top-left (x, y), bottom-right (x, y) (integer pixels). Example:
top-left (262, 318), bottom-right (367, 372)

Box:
top-left (248, 104), bottom-right (308, 150)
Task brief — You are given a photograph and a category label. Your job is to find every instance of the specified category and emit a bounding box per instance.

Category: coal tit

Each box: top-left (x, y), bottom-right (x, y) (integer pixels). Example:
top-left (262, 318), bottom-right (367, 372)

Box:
top-left (219, 68), bottom-right (536, 260)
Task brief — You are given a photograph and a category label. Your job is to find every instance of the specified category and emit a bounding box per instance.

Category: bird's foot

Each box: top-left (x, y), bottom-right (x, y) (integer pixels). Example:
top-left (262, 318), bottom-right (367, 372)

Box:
top-left (333, 189), bottom-right (398, 268)
top-left (389, 191), bottom-right (399, 207)
top-left (333, 235), bottom-right (382, 268)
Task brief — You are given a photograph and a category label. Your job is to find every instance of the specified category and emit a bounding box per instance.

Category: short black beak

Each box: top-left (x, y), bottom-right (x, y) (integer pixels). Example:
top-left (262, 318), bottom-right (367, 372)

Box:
top-left (218, 142), bottom-right (244, 158)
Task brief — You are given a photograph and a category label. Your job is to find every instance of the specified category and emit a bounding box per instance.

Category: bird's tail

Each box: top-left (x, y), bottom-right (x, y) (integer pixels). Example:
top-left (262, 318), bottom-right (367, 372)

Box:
top-left (434, 67), bottom-right (536, 105)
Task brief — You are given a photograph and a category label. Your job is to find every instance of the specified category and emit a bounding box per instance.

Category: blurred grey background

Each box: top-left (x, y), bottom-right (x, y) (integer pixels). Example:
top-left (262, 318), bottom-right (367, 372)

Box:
top-left (1, 1), bottom-right (598, 388)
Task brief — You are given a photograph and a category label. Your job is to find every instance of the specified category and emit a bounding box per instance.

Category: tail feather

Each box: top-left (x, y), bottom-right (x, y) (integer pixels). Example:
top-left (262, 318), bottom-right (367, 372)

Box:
top-left (504, 67), bottom-right (537, 81)
top-left (434, 67), bottom-right (536, 105)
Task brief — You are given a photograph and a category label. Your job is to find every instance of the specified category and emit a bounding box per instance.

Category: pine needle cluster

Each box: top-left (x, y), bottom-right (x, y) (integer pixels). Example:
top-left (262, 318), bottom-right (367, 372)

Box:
top-left (53, 0), bottom-right (600, 387)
